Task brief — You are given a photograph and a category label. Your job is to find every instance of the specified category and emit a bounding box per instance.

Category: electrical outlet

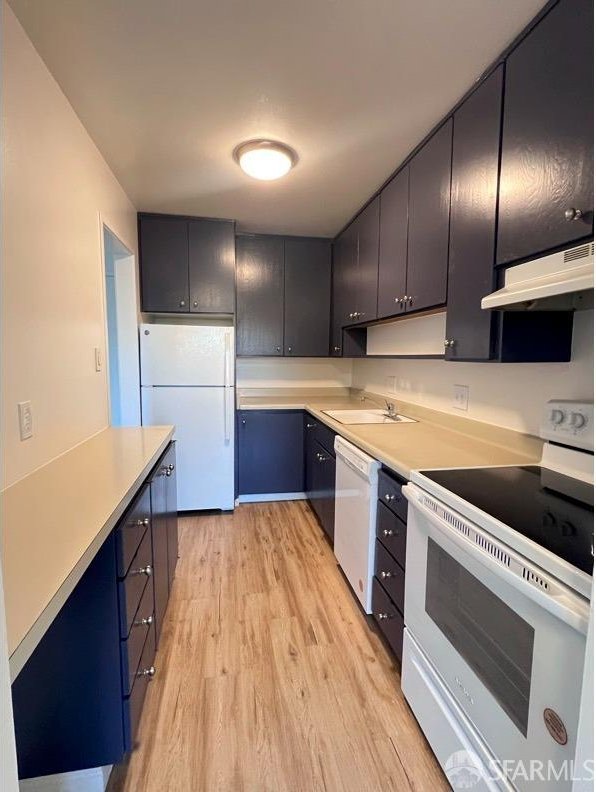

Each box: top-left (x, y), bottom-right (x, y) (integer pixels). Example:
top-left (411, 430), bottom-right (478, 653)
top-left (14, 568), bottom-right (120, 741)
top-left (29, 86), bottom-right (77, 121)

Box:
top-left (453, 384), bottom-right (469, 411)
top-left (18, 401), bottom-right (33, 440)
top-left (95, 346), bottom-right (102, 372)
top-left (385, 376), bottom-right (397, 393)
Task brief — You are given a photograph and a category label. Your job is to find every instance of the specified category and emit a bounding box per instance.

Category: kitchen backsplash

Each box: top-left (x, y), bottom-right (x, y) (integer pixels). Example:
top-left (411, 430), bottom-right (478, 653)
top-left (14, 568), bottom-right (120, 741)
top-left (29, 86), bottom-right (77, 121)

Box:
top-left (236, 357), bottom-right (353, 389)
top-left (353, 310), bottom-right (594, 436)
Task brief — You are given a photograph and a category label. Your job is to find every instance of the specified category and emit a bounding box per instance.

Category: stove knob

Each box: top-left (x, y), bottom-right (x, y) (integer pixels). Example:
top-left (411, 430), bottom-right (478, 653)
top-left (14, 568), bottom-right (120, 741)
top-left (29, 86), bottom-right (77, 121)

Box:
top-left (550, 409), bottom-right (566, 426)
top-left (570, 412), bottom-right (587, 429)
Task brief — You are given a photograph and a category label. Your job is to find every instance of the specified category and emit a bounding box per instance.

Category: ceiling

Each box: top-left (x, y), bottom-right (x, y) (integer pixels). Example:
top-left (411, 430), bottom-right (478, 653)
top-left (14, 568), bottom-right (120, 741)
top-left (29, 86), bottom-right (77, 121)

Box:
top-left (9, 0), bottom-right (545, 237)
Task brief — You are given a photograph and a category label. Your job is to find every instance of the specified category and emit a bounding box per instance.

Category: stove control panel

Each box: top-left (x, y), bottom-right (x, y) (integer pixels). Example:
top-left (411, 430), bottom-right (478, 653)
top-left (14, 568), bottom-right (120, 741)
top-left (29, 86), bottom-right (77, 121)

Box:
top-left (541, 400), bottom-right (593, 451)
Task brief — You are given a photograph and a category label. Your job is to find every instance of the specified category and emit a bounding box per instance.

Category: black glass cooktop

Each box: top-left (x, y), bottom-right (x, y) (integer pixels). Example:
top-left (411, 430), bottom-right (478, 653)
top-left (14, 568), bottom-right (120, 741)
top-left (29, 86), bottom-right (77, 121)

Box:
top-left (421, 466), bottom-right (594, 575)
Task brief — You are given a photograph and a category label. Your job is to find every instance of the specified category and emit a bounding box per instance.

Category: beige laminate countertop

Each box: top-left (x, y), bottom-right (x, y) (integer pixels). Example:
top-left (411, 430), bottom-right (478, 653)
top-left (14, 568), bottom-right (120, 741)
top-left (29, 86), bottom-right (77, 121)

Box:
top-left (238, 390), bottom-right (542, 480)
top-left (2, 425), bottom-right (174, 679)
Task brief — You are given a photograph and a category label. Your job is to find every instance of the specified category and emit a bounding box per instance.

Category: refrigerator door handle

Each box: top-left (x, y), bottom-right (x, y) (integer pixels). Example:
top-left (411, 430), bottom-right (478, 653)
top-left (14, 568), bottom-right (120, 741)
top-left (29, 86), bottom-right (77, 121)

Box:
top-left (224, 331), bottom-right (232, 389)
top-left (224, 387), bottom-right (233, 445)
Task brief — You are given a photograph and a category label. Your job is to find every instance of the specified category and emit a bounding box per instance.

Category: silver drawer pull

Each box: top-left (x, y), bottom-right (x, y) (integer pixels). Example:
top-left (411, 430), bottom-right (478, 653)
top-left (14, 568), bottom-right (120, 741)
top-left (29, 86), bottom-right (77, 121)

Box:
top-left (131, 564), bottom-right (152, 577)
top-left (306, 423), bottom-right (316, 429)
top-left (165, 469), bottom-right (172, 477)
top-left (377, 612), bottom-right (392, 621)
top-left (168, 464), bottom-right (174, 471)
top-left (136, 517), bottom-right (150, 527)
top-left (133, 614), bottom-right (154, 627)
top-left (384, 493), bottom-right (396, 502)
top-left (137, 665), bottom-right (156, 678)
top-left (382, 529), bottom-right (394, 537)
top-left (380, 571), bottom-right (393, 580)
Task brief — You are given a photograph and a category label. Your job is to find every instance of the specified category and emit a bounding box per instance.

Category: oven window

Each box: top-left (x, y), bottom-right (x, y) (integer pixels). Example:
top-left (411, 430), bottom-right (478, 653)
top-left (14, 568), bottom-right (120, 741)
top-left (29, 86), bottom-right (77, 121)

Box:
top-left (425, 539), bottom-right (535, 736)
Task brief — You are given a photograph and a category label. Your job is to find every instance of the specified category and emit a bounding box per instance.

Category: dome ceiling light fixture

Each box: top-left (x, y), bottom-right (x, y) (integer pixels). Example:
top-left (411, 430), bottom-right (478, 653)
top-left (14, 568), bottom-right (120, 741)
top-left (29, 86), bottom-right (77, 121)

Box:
top-left (233, 139), bottom-right (298, 181)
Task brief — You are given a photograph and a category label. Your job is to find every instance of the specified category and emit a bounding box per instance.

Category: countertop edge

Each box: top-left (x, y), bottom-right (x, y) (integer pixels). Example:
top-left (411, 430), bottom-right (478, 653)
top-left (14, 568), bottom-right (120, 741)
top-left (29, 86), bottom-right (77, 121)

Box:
top-left (9, 427), bottom-right (174, 681)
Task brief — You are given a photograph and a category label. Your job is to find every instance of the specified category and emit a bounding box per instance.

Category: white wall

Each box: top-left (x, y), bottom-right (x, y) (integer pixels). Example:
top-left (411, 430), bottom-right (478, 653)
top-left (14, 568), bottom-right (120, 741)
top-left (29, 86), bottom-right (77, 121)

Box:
top-left (1, 3), bottom-right (138, 488)
top-left (353, 310), bottom-right (594, 436)
top-left (237, 357), bottom-right (353, 389)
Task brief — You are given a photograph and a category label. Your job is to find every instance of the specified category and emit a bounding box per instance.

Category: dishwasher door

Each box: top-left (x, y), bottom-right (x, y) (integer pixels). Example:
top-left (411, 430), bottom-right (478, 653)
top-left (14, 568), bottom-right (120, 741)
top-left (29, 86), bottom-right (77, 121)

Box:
top-left (334, 437), bottom-right (380, 613)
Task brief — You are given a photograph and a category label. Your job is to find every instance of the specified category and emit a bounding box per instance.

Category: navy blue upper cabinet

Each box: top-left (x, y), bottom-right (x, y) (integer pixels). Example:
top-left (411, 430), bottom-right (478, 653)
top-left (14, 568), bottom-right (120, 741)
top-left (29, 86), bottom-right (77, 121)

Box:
top-left (406, 119), bottom-right (453, 313)
top-left (139, 215), bottom-right (189, 313)
top-left (236, 234), bottom-right (284, 356)
top-left (497, 0), bottom-right (594, 265)
top-left (378, 168), bottom-right (409, 319)
top-left (188, 219), bottom-right (235, 313)
top-left (446, 66), bottom-right (503, 361)
top-left (355, 197), bottom-right (380, 324)
top-left (139, 214), bottom-right (235, 314)
top-left (284, 237), bottom-right (332, 357)
top-left (331, 222), bottom-right (358, 353)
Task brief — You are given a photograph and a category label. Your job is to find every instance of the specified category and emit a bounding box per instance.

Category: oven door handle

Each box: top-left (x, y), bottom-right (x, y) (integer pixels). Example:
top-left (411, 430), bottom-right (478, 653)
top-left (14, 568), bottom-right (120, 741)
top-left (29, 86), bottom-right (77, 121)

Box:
top-left (405, 484), bottom-right (590, 635)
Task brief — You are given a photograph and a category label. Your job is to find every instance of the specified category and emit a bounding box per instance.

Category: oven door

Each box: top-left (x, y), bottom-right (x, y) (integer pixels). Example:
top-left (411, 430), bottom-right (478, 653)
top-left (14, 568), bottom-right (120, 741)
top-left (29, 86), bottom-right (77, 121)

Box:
top-left (403, 483), bottom-right (590, 791)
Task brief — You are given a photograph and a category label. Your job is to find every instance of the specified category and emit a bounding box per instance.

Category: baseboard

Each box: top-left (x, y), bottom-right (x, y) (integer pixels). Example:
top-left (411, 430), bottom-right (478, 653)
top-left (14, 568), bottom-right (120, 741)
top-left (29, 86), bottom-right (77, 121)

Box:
top-left (236, 492), bottom-right (307, 503)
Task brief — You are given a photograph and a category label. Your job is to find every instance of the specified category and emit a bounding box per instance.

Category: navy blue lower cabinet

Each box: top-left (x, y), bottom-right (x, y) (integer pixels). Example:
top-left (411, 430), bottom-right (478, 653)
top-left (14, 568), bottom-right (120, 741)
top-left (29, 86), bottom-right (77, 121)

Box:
top-left (237, 410), bottom-right (305, 495)
top-left (11, 533), bottom-right (125, 779)
top-left (149, 461), bottom-right (169, 644)
top-left (304, 414), bottom-right (336, 542)
top-left (372, 468), bottom-right (408, 664)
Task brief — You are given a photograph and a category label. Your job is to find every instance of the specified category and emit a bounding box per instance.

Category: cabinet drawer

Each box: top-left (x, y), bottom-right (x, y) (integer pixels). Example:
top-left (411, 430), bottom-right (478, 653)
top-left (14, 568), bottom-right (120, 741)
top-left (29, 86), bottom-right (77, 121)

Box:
top-left (378, 470), bottom-right (408, 522)
top-left (120, 579), bottom-right (155, 696)
top-left (304, 414), bottom-right (336, 457)
top-left (116, 484), bottom-right (151, 577)
top-left (376, 502), bottom-right (407, 569)
top-left (372, 579), bottom-right (404, 662)
top-left (118, 527), bottom-right (153, 639)
top-left (123, 624), bottom-right (156, 751)
top-left (374, 540), bottom-right (405, 613)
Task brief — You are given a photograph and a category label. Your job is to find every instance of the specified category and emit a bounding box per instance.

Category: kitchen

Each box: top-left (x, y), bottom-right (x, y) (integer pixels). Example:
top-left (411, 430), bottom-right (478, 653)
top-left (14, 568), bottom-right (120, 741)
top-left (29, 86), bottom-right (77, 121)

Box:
top-left (1, 0), bottom-right (593, 790)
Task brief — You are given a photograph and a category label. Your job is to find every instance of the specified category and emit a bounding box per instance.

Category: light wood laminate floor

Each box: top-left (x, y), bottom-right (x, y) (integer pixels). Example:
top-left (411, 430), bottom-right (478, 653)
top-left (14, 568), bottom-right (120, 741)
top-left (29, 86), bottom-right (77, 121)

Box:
top-left (120, 501), bottom-right (449, 792)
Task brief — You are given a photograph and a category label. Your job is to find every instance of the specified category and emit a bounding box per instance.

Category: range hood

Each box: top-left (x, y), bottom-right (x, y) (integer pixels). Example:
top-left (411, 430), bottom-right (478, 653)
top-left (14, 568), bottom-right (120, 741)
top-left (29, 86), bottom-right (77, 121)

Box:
top-left (482, 242), bottom-right (594, 311)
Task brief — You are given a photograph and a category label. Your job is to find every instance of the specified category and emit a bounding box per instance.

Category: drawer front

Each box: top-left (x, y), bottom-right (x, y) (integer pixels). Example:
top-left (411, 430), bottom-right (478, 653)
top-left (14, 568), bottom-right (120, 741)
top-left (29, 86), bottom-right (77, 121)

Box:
top-left (120, 579), bottom-right (155, 696)
top-left (376, 502), bottom-right (407, 568)
top-left (123, 624), bottom-right (156, 751)
top-left (304, 414), bottom-right (336, 456)
top-left (372, 578), bottom-right (405, 662)
top-left (374, 540), bottom-right (405, 613)
top-left (116, 484), bottom-right (151, 577)
top-left (118, 527), bottom-right (153, 638)
top-left (378, 469), bottom-right (408, 522)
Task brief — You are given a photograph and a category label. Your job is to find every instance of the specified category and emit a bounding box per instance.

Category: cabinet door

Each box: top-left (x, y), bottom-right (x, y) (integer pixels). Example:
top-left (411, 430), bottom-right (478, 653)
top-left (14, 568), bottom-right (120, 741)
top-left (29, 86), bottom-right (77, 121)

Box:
top-left (446, 66), bottom-right (503, 361)
top-left (311, 443), bottom-right (336, 542)
top-left (164, 443), bottom-right (179, 588)
top-left (378, 168), bottom-right (409, 319)
top-left (188, 219), bottom-right (235, 313)
top-left (355, 196), bottom-right (380, 323)
top-left (11, 534), bottom-right (124, 778)
top-left (236, 235), bottom-right (284, 356)
top-left (150, 467), bottom-right (169, 644)
top-left (238, 410), bottom-right (304, 494)
top-left (284, 237), bottom-right (331, 356)
top-left (331, 223), bottom-right (358, 352)
top-left (497, 0), bottom-right (593, 265)
top-left (139, 216), bottom-right (189, 313)
top-left (406, 119), bottom-right (452, 312)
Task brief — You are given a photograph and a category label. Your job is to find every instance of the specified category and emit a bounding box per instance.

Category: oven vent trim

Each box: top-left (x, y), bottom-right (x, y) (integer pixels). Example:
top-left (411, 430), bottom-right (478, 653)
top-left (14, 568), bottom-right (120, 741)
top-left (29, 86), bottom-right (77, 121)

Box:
top-left (421, 495), bottom-right (470, 537)
top-left (418, 489), bottom-right (558, 598)
top-left (474, 533), bottom-right (511, 567)
top-left (522, 567), bottom-right (550, 592)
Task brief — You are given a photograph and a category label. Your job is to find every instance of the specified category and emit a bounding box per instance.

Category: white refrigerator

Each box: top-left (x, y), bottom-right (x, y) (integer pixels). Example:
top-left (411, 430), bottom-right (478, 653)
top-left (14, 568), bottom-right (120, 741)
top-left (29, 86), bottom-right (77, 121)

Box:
top-left (140, 323), bottom-right (235, 511)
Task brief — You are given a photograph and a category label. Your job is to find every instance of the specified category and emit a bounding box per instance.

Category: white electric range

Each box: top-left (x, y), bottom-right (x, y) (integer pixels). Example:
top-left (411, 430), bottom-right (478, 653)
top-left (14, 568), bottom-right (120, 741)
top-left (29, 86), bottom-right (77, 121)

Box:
top-left (401, 400), bottom-right (593, 791)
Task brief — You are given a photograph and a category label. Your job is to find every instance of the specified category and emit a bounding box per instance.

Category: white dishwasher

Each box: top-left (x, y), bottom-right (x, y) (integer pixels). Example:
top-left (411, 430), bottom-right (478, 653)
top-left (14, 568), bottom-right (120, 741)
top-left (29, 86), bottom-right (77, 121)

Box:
top-left (333, 436), bottom-right (381, 613)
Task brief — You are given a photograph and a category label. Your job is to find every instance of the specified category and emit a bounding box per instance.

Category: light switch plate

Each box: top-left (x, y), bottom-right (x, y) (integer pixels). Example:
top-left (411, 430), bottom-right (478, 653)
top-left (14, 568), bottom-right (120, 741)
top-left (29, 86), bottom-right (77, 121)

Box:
top-left (453, 384), bottom-right (469, 411)
top-left (18, 401), bottom-right (33, 440)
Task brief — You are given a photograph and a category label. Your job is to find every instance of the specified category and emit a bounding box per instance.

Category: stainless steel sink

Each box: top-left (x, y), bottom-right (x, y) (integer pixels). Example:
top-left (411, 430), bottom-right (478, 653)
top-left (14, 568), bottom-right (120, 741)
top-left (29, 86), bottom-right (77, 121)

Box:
top-left (322, 409), bottom-right (416, 425)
